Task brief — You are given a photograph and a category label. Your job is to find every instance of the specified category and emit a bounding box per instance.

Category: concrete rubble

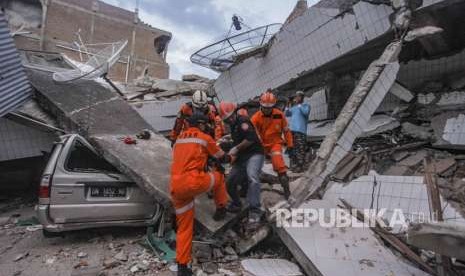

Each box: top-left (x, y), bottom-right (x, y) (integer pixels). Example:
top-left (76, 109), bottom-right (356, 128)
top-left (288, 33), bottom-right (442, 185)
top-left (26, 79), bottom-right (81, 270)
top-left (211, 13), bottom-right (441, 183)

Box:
top-left (123, 73), bottom-right (213, 101)
top-left (276, 200), bottom-right (431, 276)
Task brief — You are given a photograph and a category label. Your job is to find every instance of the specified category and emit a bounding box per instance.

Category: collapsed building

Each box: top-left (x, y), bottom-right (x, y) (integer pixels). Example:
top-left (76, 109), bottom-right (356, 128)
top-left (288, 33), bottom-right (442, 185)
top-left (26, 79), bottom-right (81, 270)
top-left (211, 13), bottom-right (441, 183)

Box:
top-left (188, 0), bottom-right (465, 275)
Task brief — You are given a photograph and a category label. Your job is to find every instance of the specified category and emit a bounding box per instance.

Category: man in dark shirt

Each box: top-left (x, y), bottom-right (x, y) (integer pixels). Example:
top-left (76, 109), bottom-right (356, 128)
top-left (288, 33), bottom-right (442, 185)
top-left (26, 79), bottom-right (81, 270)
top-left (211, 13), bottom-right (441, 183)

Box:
top-left (218, 102), bottom-right (265, 223)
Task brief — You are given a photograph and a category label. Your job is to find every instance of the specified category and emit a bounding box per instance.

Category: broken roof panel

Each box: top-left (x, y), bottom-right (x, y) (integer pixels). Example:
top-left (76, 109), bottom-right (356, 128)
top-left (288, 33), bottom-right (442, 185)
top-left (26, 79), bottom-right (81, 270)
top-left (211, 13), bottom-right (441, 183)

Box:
top-left (0, 117), bottom-right (57, 162)
top-left (324, 172), bottom-right (465, 233)
top-left (308, 115), bottom-right (400, 141)
top-left (0, 11), bottom-right (32, 117)
top-left (431, 111), bottom-right (465, 149)
top-left (15, 99), bottom-right (60, 128)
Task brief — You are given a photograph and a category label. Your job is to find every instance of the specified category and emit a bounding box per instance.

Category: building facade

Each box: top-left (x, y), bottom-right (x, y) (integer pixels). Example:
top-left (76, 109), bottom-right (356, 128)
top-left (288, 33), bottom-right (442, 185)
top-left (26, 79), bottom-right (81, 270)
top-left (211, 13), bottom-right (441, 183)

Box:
top-left (1, 0), bottom-right (171, 82)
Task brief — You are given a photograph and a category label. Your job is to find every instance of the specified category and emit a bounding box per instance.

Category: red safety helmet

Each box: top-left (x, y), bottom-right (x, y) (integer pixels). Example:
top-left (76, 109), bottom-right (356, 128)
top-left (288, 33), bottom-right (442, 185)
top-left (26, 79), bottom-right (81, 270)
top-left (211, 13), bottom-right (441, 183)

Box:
top-left (218, 102), bottom-right (237, 121)
top-left (259, 91), bottom-right (277, 108)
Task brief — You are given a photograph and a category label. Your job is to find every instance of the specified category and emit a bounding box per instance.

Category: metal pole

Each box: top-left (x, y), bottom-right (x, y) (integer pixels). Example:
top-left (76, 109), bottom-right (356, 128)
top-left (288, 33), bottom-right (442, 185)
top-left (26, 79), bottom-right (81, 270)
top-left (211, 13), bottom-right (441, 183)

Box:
top-left (227, 39), bottom-right (238, 54)
top-left (125, 55), bottom-right (130, 83)
top-left (260, 25), bottom-right (269, 46)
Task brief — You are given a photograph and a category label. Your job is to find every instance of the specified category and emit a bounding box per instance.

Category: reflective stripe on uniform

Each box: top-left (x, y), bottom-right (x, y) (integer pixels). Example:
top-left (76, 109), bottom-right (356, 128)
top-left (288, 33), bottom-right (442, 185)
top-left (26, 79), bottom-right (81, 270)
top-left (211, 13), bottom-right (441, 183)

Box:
top-left (175, 201), bottom-right (194, 215)
top-left (175, 138), bottom-right (207, 147)
top-left (271, 151), bottom-right (282, 156)
top-left (208, 172), bottom-right (215, 192)
top-left (261, 103), bottom-right (274, 108)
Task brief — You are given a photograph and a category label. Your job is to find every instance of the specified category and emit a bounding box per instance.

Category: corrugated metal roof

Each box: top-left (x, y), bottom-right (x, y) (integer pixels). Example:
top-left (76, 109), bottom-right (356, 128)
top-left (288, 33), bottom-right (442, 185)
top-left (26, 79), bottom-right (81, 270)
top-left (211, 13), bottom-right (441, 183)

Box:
top-left (0, 11), bottom-right (32, 117)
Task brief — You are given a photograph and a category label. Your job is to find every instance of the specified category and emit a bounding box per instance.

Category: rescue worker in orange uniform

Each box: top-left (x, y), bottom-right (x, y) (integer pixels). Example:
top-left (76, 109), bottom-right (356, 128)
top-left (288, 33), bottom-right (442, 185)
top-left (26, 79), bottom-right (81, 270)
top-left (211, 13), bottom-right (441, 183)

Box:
top-left (170, 113), bottom-right (231, 276)
top-left (251, 91), bottom-right (293, 199)
top-left (210, 104), bottom-right (226, 141)
top-left (170, 91), bottom-right (223, 144)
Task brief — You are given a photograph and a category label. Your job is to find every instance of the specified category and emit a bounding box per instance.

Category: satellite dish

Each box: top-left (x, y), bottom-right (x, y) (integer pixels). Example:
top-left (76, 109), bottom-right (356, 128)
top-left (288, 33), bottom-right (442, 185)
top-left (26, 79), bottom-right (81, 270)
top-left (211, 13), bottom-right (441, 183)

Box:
top-left (191, 23), bottom-right (281, 73)
top-left (53, 40), bottom-right (128, 82)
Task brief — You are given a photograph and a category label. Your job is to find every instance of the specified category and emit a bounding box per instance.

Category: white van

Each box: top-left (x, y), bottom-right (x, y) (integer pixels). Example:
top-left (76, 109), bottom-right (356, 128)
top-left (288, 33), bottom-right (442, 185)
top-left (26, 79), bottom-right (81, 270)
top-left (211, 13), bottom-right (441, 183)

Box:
top-left (37, 134), bottom-right (161, 236)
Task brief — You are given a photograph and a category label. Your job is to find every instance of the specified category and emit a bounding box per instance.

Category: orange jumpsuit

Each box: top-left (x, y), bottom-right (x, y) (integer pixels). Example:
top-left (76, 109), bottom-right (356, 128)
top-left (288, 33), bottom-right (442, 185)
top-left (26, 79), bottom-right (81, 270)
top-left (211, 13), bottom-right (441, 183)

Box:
top-left (170, 103), bottom-right (224, 141)
top-left (214, 115), bottom-right (225, 140)
top-left (251, 108), bottom-right (293, 174)
top-left (170, 127), bottom-right (228, 265)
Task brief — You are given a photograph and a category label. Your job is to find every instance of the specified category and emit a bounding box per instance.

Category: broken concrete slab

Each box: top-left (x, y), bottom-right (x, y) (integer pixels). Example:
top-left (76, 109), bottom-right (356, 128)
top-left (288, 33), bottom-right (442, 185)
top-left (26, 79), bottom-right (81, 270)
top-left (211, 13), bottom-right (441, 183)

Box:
top-left (291, 42), bottom-right (402, 207)
top-left (241, 258), bottom-right (302, 276)
top-left (181, 74), bottom-right (212, 83)
top-left (417, 93), bottom-right (436, 105)
top-left (384, 164), bottom-right (411, 176)
top-left (332, 154), bottom-right (364, 182)
top-left (308, 115), bottom-right (400, 141)
top-left (25, 69), bottom-right (236, 234)
top-left (194, 193), bottom-right (247, 235)
top-left (392, 151), bottom-right (410, 162)
top-left (399, 150), bottom-right (428, 167)
top-left (275, 200), bottom-right (431, 276)
top-left (26, 68), bottom-right (172, 207)
top-left (324, 171), bottom-right (465, 233)
top-left (407, 222), bottom-right (465, 261)
top-left (431, 112), bottom-right (465, 149)
top-left (132, 97), bottom-right (188, 133)
top-left (389, 82), bottom-right (414, 102)
top-left (436, 91), bottom-right (465, 107)
top-left (133, 77), bottom-right (210, 94)
top-left (401, 122), bottom-right (435, 141)
top-left (434, 158), bottom-right (457, 176)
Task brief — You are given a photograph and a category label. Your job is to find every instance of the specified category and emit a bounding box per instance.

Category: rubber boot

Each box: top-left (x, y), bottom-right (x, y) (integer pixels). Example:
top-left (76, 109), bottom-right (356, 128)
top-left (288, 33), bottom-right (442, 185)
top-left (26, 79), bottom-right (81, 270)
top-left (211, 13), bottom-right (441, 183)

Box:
top-left (278, 173), bottom-right (290, 199)
top-left (225, 202), bottom-right (242, 213)
top-left (178, 264), bottom-right (193, 276)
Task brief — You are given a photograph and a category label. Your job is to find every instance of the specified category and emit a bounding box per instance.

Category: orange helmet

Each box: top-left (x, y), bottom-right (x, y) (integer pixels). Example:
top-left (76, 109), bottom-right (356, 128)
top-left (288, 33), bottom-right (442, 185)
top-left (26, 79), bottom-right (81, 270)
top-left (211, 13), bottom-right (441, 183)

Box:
top-left (219, 102), bottom-right (237, 120)
top-left (259, 91), bottom-right (277, 108)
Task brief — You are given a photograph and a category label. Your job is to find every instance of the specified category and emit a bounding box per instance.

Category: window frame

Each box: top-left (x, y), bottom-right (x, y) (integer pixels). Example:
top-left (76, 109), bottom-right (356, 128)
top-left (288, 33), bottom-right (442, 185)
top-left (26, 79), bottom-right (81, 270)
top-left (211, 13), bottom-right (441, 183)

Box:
top-left (63, 138), bottom-right (119, 174)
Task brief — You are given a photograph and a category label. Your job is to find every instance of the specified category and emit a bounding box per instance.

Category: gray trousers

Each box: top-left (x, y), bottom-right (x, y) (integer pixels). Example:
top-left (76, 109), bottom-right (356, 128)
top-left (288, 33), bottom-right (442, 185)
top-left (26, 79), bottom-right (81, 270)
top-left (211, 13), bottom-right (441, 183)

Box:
top-left (226, 154), bottom-right (264, 213)
top-left (291, 131), bottom-right (307, 168)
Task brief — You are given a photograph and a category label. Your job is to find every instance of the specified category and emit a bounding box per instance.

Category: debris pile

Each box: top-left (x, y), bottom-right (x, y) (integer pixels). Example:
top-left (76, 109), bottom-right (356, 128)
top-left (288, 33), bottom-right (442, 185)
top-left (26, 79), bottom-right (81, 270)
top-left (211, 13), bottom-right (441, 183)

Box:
top-left (123, 73), bottom-right (214, 101)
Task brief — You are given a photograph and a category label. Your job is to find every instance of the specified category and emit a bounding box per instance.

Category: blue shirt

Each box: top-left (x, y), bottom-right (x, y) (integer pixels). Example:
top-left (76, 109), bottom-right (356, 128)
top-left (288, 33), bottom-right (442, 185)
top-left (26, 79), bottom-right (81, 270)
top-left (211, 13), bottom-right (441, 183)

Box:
top-left (285, 103), bottom-right (310, 134)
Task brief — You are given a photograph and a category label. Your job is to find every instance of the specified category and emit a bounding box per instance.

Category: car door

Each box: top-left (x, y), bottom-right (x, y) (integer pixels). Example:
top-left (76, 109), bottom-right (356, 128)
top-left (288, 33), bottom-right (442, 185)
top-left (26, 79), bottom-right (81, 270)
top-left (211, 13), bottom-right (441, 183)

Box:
top-left (48, 135), bottom-right (156, 223)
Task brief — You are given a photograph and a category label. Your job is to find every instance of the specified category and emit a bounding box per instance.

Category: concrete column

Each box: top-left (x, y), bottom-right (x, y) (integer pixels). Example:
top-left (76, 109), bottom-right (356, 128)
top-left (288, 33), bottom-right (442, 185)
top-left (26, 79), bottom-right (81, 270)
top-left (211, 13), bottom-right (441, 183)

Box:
top-left (39, 0), bottom-right (50, 51)
top-left (90, 1), bottom-right (99, 44)
top-left (129, 8), bottom-right (139, 81)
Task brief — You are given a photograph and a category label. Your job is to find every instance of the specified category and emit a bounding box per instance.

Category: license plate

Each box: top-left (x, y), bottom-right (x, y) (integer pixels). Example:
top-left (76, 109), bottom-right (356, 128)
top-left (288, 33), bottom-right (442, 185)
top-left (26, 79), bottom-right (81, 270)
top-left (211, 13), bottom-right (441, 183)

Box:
top-left (90, 187), bottom-right (126, 198)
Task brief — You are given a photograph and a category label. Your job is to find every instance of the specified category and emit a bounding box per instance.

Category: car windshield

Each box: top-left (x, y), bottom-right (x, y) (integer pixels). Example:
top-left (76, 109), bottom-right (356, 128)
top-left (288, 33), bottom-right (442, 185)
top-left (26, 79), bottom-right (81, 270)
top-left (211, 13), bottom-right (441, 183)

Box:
top-left (65, 140), bottom-right (119, 173)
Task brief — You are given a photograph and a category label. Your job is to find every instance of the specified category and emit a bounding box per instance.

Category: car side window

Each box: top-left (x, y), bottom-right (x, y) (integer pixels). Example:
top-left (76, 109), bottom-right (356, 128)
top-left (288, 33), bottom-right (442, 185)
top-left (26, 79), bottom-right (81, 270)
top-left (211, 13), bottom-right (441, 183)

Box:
top-left (65, 140), bottom-right (118, 173)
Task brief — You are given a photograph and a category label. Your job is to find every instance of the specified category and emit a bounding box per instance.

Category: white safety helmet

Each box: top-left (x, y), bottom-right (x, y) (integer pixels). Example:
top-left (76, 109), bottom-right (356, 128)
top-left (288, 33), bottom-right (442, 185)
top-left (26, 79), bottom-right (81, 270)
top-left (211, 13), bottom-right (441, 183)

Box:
top-left (192, 90), bottom-right (208, 109)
